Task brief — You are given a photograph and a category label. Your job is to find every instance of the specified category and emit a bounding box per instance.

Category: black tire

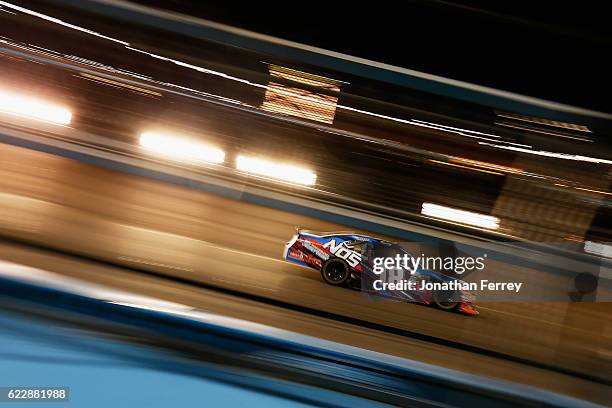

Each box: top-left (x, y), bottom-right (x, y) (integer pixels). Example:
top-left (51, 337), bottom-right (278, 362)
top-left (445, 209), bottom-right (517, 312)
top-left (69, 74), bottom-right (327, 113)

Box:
top-left (321, 259), bottom-right (350, 286)
top-left (433, 288), bottom-right (460, 311)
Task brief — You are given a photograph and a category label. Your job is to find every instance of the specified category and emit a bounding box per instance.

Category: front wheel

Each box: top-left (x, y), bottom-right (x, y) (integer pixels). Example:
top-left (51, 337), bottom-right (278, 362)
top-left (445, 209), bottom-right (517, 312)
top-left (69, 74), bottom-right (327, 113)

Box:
top-left (321, 259), bottom-right (350, 286)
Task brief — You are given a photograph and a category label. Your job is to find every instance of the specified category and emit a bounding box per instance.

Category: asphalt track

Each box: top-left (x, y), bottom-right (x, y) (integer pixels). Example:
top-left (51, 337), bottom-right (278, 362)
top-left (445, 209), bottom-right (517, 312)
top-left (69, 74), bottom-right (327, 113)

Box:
top-left (0, 142), bottom-right (610, 403)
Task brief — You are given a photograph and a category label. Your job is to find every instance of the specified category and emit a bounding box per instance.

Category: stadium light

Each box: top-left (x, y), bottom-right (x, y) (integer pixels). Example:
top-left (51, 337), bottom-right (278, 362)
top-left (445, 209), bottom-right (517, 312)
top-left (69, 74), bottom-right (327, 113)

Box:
top-left (584, 241), bottom-right (612, 258)
top-left (0, 89), bottom-right (72, 125)
top-left (421, 203), bottom-right (500, 230)
top-left (139, 131), bottom-right (225, 164)
top-left (236, 155), bottom-right (317, 185)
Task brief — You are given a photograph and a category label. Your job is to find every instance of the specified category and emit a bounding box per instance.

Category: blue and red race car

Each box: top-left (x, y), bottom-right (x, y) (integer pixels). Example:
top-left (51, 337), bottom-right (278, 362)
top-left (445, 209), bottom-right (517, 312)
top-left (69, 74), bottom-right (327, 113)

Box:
top-left (284, 229), bottom-right (478, 315)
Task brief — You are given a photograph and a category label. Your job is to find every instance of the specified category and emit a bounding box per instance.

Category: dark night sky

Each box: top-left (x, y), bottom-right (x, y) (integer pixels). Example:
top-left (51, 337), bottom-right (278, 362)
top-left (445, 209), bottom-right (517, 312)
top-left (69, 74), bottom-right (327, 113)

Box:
top-left (131, 0), bottom-right (611, 113)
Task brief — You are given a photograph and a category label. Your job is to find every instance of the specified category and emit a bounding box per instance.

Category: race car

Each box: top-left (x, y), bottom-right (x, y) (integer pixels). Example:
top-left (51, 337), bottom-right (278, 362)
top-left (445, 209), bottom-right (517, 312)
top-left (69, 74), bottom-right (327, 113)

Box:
top-left (283, 229), bottom-right (478, 315)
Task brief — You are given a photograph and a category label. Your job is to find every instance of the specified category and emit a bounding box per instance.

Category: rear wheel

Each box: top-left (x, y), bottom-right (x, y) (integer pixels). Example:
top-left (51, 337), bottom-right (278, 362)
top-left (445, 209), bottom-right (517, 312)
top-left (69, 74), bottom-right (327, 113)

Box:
top-left (321, 259), bottom-right (350, 286)
top-left (433, 289), bottom-right (460, 311)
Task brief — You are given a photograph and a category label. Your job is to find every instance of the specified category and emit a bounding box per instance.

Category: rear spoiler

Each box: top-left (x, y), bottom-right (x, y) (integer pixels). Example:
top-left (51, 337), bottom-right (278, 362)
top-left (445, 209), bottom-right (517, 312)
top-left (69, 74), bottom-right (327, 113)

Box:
top-left (296, 229), bottom-right (363, 237)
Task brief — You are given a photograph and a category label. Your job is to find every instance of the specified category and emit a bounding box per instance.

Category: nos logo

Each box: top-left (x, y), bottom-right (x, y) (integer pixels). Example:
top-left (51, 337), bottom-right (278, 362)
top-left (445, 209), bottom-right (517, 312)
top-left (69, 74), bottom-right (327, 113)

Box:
top-left (322, 240), bottom-right (362, 268)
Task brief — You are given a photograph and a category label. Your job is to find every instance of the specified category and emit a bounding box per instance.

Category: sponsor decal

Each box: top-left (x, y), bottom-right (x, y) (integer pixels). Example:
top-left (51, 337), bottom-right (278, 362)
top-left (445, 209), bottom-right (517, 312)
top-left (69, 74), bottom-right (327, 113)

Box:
top-left (322, 239), bottom-right (362, 268)
top-left (301, 240), bottom-right (330, 261)
top-left (350, 235), bottom-right (370, 241)
top-left (289, 248), bottom-right (304, 260)
top-left (305, 253), bottom-right (322, 268)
